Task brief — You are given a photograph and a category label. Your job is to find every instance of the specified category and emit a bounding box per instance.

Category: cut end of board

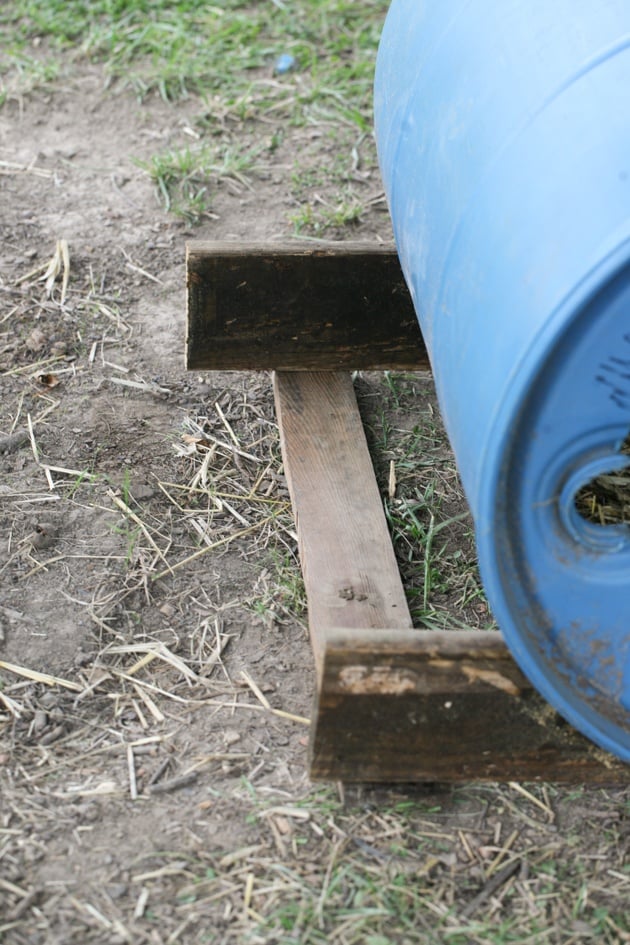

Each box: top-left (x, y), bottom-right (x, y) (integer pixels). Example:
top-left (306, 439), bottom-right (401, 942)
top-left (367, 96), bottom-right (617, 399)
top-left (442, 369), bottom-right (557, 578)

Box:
top-left (186, 241), bottom-right (429, 372)
top-left (309, 628), bottom-right (627, 783)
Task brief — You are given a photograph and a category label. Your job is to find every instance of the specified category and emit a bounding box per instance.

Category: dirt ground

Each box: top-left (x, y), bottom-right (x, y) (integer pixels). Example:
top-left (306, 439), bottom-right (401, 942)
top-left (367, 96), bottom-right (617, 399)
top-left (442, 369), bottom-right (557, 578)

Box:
top-left (1, 67), bottom-right (630, 945)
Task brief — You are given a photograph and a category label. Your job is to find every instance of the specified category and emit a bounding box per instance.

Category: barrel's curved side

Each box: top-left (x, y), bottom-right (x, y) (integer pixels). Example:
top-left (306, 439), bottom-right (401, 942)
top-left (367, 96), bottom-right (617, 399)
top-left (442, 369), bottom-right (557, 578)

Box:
top-left (375, 0), bottom-right (630, 509)
top-left (375, 0), bottom-right (630, 759)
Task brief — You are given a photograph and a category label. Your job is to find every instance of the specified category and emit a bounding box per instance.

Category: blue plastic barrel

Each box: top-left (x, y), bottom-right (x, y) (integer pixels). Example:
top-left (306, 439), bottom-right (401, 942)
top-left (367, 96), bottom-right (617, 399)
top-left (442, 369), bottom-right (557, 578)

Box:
top-left (375, 0), bottom-right (630, 760)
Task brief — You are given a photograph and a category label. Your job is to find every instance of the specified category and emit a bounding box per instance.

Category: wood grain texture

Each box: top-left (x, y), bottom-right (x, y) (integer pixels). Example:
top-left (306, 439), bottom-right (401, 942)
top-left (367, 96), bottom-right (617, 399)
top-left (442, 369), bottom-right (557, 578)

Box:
top-left (273, 372), bottom-right (413, 674)
top-left (187, 241), bottom-right (428, 371)
top-left (273, 371), bottom-right (627, 781)
top-left (310, 628), bottom-right (628, 782)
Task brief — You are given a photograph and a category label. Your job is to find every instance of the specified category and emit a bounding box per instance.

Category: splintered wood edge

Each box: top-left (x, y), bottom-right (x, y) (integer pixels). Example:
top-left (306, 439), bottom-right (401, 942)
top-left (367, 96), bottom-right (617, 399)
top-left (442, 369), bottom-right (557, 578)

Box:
top-left (309, 628), bottom-right (628, 783)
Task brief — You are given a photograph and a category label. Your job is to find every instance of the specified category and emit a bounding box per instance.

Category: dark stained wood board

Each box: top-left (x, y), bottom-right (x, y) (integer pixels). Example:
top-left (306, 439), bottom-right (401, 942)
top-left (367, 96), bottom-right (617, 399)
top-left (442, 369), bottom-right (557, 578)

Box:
top-left (310, 629), bottom-right (628, 782)
top-left (273, 371), bottom-right (413, 674)
top-left (187, 242), bottom-right (429, 371)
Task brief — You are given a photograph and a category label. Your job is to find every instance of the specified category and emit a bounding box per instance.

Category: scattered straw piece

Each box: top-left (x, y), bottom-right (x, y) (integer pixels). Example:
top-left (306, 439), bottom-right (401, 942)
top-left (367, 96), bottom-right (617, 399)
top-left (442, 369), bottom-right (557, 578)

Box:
top-left (188, 753), bottom-right (249, 770)
top-left (131, 866), bottom-right (192, 884)
top-left (215, 400), bottom-right (240, 448)
top-left (0, 659), bottom-right (82, 692)
top-left (508, 782), bottom-right (555, 822)
top-left (458, 830), bottom-right (476, 863)
top-left (134, 735), bottom-right (171, 749)
top-left (388, 460), bottom-right (397, 499)
top-left (26, 413), bottom-right (39, 464)
top-left (134, 887), bottom-right (149, 920)
top-left (259, 806), bottom-right (311, 821)
top-left (41, 239), bottom-right (70, 303)
top-left (21, 554), bottom-right (66, 578)
top-left (486, 828), bottom-right (519, 877)
top-left (107, 488), bottom-right (172, 573)
top-left (180, 418), bottom-right (262, 464)
top-left (153, 515), bottom-right (276, 580)
top-left (148, 771), bottom-right (199, 795)
top-left (107, 642), bottom-right (199, 682)
top-left (121, 248), bottom-right (164, 285)
top-left (218, 845), bottom-right (265, 869)
top-left (243, 872), bottom-right (255, 919)
top-left (2, 355), bottom-right (65, 378)
top-left (109, 376), bottom-right (171, 395)
top-left (240, 669), bottom-right (271, 710)
top-left (60, 239), bottom-right (70, 304)
top-left (127, 745), bottom-right (138, 800)
top-left (0, 690), bottom-right (23, 717)
top-left (220, 497), bottom-right (251, 527)
top-left (124, 652), bottom-right (159, 677)
top-left (55, 780), bottom-right (120, 798)
top-left (73, 899), bottom-right (112, 930)
top-left (133, 683), bottom-right (166, 723)
top-left (74, 669), bottom-right (112, 705)
top-left (108, 669), bottom-right (195, 704)
top-left (238, 670), bottom-right (310, 725)
top-left (0, 158), bottom-right (53, 179)
top-left (0, 878), bottom-right (30, 899)
top-left (270, 708), bottom-right (310, 726)
top-left (131, 698), bottom-right (149, 730)
top-left (43, 464), bottom-right (92, 479)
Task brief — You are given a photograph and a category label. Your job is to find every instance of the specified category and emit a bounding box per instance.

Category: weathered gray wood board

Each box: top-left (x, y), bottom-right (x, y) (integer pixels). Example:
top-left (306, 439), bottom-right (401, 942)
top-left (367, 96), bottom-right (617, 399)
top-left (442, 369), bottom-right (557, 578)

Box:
top-left (274, 371), bottom-right (413, 673)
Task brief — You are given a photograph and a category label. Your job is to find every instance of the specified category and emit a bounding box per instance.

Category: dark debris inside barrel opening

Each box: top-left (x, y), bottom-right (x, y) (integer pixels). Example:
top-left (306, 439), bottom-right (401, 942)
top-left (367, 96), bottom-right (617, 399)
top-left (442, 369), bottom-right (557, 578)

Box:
top-left (574, 432), bottom-right (630, 526)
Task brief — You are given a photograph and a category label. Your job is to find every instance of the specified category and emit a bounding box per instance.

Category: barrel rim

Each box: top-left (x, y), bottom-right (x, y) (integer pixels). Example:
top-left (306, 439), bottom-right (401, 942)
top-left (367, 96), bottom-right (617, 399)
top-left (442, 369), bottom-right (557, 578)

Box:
top-left (475, 238), bottom-right (630, 761)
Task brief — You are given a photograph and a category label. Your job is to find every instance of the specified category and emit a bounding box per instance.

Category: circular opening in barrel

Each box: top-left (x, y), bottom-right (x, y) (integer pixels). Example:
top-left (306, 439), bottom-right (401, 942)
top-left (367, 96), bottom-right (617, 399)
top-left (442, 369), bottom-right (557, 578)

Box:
top-left (573, 433), bottom-right (630, 526)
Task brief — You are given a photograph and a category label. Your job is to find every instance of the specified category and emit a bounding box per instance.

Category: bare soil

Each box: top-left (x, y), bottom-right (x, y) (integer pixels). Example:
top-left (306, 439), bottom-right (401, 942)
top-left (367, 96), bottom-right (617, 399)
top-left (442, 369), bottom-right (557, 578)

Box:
top-left (1, 74), bottom-right (319, 943)
top-left (1, 70), bottom-right (629, 945)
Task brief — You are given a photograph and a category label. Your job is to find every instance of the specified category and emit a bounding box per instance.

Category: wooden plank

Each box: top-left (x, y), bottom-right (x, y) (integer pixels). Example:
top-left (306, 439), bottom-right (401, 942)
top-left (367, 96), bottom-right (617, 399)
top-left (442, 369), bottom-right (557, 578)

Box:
top-left (310, 628), bottom-right (628, 782)
top-left (273, 372), bottom-right (413, 673)
top-left (187, 241), bottom-right (428, 371)
top-left (273, 370), bottom-right (627, 781)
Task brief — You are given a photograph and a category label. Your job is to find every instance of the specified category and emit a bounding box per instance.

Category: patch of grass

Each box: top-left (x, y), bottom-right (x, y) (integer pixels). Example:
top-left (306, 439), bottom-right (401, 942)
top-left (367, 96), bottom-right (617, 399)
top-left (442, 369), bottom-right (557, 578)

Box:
top-left (111, 516), bottom-right (141, 564)
top-left (385, 492), bottom-right (470, 617)
top-left (179, 847), bottom-right (626, 945)
top-left (290, 190), bottom-right (365, 235)
top-left (288, 136), bottom-right (374, 234)
top-left (250, 548), bottom-right (306, 628)
top-left (1, 0), bottom-right (387, 229)
top-left (1, 0), bottom-right (387, 123)
top-left (356, 372), bottom-right (493, 629)
top-left (136, 138), bottom-right (262, 222)
top-left (0, 47), bottom-right (60, 98)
